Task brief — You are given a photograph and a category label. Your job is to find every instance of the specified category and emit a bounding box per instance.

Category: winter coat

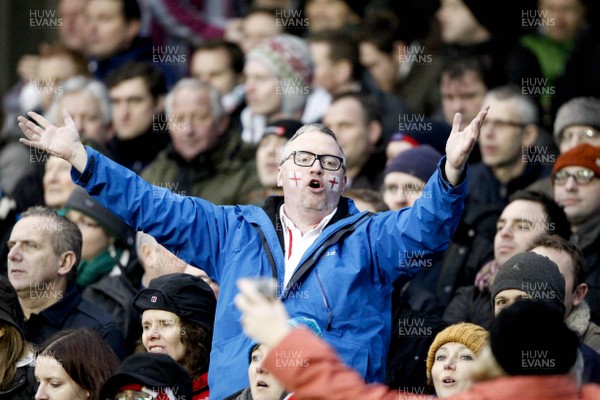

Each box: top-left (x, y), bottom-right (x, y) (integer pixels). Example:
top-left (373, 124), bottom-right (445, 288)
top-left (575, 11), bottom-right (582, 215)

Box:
top-left (82, 264), bottom-right (141, 354)
top-left (72, 147), bottom-right (466, 399)
top-left (90, 36), bottom-right (179, 88)
top-left (141, 132), bottom-right (261, 205)
top-left (566, 301), bottom-right (600, 354)
top-left (443, 285), bottom-right (495, 330)
top-left (265, 327), bottom-right (600, 400)
top-left (22, 284), bottom-right (127, 359)
top-left (466, 162), bottom-right (553, 212)
top-left (0, 353), bottom-right (37, 400)
top-left (572, 213), bottom-right (600, 325)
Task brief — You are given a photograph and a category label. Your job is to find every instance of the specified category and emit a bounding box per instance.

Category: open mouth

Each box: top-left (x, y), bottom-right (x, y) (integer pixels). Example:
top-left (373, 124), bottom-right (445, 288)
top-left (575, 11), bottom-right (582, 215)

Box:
top-left (256, 380), bottom-right (269, 389)
top-left (308, 179), bottom-right (323, 189)
top-left (442, 377), bottom-right (456, 384)
top-left (148, 346), bottom-right (164, 353)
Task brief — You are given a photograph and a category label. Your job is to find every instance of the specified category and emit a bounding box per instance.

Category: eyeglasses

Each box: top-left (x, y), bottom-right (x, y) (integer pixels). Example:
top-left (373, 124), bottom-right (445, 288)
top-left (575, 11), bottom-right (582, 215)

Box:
top-left (280, 151), bottom-right (345, 171)
top-left (480, 119), bottom-right (527, 130)
top-left (113, 390), bottom-right (155, 400)
top-left (552, 169), bottom-right (597, 186)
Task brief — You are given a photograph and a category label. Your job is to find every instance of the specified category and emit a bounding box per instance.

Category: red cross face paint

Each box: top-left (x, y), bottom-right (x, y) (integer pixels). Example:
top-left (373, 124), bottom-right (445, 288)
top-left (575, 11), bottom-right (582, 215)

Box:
top-left (328, 176), bottom-right (340, 191)
top-left (288, 171), bottom-right (303, 187)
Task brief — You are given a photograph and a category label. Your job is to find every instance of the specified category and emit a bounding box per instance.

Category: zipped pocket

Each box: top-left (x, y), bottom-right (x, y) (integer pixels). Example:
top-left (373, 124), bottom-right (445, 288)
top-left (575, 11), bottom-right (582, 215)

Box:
top-left (315, 269), bottom-right (334, 331)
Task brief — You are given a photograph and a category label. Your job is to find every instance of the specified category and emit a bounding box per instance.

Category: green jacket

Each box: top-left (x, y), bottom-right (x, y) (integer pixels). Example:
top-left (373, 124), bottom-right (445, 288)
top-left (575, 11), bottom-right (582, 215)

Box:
top-left (141, 132), bottom-right (261, 205)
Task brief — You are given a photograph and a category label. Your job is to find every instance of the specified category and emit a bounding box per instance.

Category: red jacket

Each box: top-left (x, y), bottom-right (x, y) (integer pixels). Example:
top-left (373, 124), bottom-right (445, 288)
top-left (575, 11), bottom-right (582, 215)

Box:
top-left (264, 327), bottom-right (600, 400)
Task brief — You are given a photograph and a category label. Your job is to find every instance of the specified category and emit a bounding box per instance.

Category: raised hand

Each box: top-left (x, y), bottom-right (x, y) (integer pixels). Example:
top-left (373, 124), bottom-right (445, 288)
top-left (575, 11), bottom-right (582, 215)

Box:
top-left (444, 105), bottom-right (489, 186)
top-left (17, 109), bottom-right (88, 172)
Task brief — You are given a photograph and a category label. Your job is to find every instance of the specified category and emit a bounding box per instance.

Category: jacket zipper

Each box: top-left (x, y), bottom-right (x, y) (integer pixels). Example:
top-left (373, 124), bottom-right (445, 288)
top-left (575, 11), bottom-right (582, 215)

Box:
top-left (315, 269), bottom-right (334, 331)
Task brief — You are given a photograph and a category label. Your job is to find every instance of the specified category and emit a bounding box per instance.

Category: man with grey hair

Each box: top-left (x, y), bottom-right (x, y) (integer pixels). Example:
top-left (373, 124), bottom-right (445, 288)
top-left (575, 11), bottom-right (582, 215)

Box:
top-left (52, 76), bottom-right (113, 148)
top-left (18, 102), bottom-right (488, 398)
top-left (6, 206), bottom-right (126, 358)
top-left (141, 78), bottom-right (261, 204)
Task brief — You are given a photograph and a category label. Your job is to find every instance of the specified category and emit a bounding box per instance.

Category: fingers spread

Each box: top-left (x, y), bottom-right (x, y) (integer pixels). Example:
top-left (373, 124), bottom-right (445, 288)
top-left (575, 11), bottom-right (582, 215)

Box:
top-left (27, 111), bottom-right (50, 129)
top-left (19, 138), bottom-right (44, 150)
top-left (17, 118), bottom-right (43, 140)
top-left (474, 105), bottom-right (490, 128)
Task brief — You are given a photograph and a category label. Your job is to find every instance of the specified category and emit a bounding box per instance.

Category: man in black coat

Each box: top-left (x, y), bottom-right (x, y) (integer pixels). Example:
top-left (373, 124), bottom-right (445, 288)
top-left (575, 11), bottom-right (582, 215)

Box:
top-left (6, 206), bottom-right (127, 358)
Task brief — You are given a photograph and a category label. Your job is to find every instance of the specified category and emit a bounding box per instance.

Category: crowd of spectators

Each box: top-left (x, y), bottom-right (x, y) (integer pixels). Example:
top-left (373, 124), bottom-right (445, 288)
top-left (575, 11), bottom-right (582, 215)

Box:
top-left (1, 0), bottom-right (600, 399)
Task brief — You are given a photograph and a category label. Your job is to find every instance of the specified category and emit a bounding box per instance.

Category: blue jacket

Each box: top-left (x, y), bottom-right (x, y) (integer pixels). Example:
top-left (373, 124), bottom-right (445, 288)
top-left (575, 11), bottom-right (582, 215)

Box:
top-left (73, 147), bottom-right (467, 399)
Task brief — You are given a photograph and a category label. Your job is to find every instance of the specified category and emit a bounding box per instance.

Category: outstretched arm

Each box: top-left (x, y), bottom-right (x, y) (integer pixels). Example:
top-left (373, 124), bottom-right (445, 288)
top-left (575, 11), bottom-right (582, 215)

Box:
top-left (18, 110), bottom-right (88, 172)
top-left (17, 109), bottom-right (223, 280)
top-left (444, 106), bottom-right (489, 186)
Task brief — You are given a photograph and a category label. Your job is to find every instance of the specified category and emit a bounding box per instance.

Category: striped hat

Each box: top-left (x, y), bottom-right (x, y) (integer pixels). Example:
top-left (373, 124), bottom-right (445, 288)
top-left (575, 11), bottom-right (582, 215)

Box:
top-left (246, 34), bottom-right (313, 115)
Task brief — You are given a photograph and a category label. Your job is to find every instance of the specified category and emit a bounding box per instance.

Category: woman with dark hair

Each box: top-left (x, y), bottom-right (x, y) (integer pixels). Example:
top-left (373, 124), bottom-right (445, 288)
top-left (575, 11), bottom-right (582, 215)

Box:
top-left (0, 276), bottom-right (36, 400)
top-left (35, 328), bottom-right (120, 400)
top-left (133, 273), bottom-right (217, 400)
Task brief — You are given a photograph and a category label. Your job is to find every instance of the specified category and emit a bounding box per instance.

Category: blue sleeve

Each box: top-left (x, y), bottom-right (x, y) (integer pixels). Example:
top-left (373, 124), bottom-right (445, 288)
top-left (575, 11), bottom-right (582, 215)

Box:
top-left (370, 156), bottom-right (467, 284)
top-left (71, 146), bottom-right (227, 280)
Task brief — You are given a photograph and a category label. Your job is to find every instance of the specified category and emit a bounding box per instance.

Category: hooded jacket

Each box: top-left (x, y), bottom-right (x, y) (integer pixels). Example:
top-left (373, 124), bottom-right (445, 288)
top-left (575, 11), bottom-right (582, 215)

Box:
top-left (0, 353), bottom-right (37, 400)
top-left (72, 146), bottom-right (466, 399)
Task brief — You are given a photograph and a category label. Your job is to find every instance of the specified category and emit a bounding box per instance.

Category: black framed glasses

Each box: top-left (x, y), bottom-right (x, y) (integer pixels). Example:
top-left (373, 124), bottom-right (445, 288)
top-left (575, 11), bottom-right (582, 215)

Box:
top-left (480, 119), bottom-right (527, 130)
top-left (552, 169), bottom-right (596, 186)
top-left (280, 151), bottom-right (345, 171)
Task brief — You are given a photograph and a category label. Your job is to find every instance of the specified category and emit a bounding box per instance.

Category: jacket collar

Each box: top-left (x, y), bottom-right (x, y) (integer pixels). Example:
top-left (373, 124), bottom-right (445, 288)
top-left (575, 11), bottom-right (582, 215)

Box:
top-left (260, 195), bottom-right (354, 229)
top-left (37, 284), bottom-right (82, 328)
top-left (572, 212), bottom-right (600, 251)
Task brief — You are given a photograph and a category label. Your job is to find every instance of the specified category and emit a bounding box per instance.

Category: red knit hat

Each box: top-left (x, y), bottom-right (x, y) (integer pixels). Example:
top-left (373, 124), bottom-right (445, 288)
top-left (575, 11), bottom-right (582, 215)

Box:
top-left (552, 143), bottom-right (600, 175)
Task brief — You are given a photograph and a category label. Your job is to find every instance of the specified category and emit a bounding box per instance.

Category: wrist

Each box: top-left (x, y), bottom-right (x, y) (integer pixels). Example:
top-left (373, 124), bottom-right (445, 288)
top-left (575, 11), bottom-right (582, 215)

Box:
top-left (444, 163), bottom-right (464, 187)
top-left (70, 143), bottom-right (88, 172)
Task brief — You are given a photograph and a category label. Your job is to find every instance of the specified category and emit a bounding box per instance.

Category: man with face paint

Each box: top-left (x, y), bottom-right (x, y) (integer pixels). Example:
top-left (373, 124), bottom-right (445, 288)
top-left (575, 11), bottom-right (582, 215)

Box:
top-left (17, 104), bottom-right (488, 399)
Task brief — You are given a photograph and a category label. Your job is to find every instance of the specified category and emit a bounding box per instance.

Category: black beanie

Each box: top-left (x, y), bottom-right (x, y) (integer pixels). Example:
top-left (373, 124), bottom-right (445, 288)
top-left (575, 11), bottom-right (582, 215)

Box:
top-left (260, 119), bottom-right (304, 142)
top-left (133, 273), bottom-right (216, 333)
top-left (100, 352), bottom-right (193, 400)
top-left (384, 144), bottom-right (442, 182)
top-left (491, 252), bottom-right (566, 315)
top-left (491, 301), bottom-right (578, 376)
